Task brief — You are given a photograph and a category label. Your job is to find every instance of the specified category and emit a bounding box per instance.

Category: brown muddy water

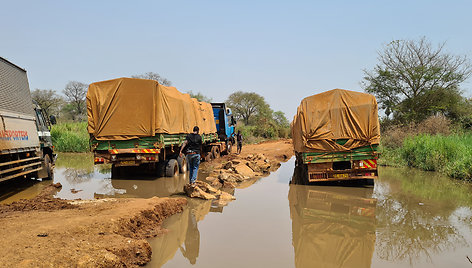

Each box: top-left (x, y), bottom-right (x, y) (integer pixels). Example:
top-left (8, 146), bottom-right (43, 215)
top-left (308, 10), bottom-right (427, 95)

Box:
top-left (1, 153), bottom-right (472, 267)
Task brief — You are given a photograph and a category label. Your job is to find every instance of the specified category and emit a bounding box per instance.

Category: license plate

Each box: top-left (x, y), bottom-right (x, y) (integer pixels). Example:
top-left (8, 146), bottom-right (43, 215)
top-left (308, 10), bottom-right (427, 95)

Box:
top-left (120, 160), bottom-right (135, 166)
top-left (333, 173), bottom-right (349, 178)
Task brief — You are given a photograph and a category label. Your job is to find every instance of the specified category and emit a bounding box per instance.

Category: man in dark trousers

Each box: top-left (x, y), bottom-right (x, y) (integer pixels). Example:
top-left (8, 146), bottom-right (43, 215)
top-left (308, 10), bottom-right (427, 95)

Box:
top-left (179, 126), bottom-right (202, 186)
top-left (236, 130), bottom-right (243, 155)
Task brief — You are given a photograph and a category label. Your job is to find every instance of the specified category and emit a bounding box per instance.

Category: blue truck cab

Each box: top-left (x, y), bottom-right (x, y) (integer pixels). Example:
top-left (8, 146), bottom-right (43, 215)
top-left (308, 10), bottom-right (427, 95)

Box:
top-left (211, 103), bottom-right (236, 150)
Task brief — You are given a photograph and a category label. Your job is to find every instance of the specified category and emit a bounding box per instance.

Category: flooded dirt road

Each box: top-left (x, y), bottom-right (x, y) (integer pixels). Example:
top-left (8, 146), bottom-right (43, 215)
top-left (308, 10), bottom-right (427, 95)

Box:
top-left (143, 159), bottom-right (472, 268)
top-left (1, 152), bottom-right (472, 267)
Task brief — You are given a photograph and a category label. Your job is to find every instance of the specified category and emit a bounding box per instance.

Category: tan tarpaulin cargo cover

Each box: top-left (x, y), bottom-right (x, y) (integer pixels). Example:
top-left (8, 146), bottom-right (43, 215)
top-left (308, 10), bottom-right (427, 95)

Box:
top-left (291, 89), bottom-right (380, 153)
top-left (87, 78), bottom-right (217, 140)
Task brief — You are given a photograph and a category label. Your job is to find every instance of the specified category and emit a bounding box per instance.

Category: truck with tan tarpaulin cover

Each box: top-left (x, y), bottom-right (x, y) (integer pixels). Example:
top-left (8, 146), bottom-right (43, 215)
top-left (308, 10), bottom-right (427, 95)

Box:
top-left (88, 77), bottom-right (233, 177)
top-left (0, 57), bottom-right (55, 182)
top-left (291, 89), bottom-right (380, 184)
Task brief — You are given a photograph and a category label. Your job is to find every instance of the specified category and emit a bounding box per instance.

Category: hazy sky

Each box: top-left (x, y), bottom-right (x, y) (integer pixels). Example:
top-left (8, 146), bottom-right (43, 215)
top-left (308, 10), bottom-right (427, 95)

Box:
top-left (1, 0), bottom-right (471, 119)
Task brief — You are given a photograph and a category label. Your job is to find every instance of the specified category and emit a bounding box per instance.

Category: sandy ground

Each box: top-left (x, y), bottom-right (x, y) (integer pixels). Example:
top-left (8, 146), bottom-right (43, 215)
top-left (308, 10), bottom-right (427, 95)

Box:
top-left (0, 184), bottom-right (186, 267)
top-left (0, 139), bottom-right (293, 267)
top-left (201, 138), bottom-right (293, 170)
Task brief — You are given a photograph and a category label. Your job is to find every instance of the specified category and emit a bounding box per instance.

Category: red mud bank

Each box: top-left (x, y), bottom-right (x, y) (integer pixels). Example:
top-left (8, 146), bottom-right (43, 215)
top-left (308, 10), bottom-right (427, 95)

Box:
top-left (0, 184), bottom-right (186, 267)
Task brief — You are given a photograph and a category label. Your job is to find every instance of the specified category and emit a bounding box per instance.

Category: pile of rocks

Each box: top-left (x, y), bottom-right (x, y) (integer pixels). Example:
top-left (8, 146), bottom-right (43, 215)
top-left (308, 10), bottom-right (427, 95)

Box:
top-left (184, 181), bottom-right (236, 202)
top-left (184, 153), bottom-right (282, 201)
top-left (206, 153), bottom-right (281, 189)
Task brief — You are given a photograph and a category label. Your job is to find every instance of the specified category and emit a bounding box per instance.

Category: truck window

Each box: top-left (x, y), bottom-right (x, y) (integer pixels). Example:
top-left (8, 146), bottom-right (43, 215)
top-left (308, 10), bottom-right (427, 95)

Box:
top-left (36, 109), bottom-right (45, 129)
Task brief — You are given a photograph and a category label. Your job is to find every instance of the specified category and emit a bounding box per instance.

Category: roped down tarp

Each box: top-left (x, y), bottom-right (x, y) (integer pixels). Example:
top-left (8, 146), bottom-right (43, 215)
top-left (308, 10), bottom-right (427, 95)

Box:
top-left (87, 77), bottom-right (217, 140)
top-left (291, 89), bottom-right (380, 153)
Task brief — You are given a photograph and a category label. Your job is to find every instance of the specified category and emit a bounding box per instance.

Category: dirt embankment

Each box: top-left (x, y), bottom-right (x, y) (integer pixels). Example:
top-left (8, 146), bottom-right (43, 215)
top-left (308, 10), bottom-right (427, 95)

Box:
top-left (0, 184), bottom-right (186, 267)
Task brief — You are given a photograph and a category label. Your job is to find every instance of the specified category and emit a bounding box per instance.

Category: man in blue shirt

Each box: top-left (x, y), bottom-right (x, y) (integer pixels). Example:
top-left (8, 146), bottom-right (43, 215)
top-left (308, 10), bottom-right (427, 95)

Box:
top-left (179, 126), bottom-right (202, 186)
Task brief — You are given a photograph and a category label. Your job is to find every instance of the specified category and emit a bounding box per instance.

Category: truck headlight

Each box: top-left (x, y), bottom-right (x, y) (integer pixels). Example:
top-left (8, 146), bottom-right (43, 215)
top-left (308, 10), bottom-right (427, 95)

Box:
top-left (111, 155), bottom-right (117, 161)
top-left (136, 154), bottom-right (142, 160)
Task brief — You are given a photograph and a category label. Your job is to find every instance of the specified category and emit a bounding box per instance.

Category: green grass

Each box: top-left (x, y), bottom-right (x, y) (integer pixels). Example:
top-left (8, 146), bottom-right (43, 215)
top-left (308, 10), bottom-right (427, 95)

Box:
top-left (385, 134), bottom-right (472, 180)
top-left (378, 145), bottom-right (406, 167)
top-left (51, 122), bottom-right (90, 152)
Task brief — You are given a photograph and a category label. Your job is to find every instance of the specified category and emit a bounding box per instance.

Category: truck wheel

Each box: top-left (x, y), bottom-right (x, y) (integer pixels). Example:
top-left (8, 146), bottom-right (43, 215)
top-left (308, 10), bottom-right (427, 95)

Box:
top-left (226, 141), bottom-right (232, 154)
top-left (211, 146), bottom-right (220, 159)
top-left (165, 159), bottom-right (179, 177)
top-left (177, 156), bottom-right (187, 173)
top-left (203, 151), bottom-right (213, 162)
top-left (43, 154), bottom-right (54, 180)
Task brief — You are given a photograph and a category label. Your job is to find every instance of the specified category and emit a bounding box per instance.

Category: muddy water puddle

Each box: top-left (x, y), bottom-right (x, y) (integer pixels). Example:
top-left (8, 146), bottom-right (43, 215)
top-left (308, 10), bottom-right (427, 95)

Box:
top-left (147, 160), bottom-right (472, 267)
top-left (1, 153), bottom-right (472, 267)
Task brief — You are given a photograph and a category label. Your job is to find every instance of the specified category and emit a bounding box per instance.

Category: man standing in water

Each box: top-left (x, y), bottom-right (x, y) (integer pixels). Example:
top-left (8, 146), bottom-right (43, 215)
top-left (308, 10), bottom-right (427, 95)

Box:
top-left (180, 126), bottom-right (202, 186)
top-left (236, 130), bottom-right (243, 155)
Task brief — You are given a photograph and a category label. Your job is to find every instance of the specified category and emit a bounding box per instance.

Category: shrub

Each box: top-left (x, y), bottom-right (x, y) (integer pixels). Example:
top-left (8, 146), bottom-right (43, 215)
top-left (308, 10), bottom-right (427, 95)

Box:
top-left (381, 114), bottom-right (452, 149)
top-left (51, 122), bottom-right (89, 152)
top-left (400, 134), bottom-right (472, 180)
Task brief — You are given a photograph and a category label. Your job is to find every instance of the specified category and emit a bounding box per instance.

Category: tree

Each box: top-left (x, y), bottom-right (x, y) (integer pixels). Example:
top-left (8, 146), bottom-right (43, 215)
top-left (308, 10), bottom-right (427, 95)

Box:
top-left (273, 110), bottom-right (289, 128)
top-left (63, 81), bottom-right (88, 120)
top-left (131, 72), bottom-right (172, 86)
top-left (362, 37), bottom-right (472, 123)
top-left (226, 91), bottom-right (271, 125)
top-left (31, 89), bottom-right (63, 116)
top-left (187, 90), bottom-right (212, 103)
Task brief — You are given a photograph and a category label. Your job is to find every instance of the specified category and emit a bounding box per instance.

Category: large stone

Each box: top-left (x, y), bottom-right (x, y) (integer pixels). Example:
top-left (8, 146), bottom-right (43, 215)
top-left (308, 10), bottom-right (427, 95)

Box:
top-left (255, 160), bottom-right (271, 173)
top-left (246, 161), bottom-right (259, 172)
top-left (234, 164), bottom-right (255, 178)
top-left (233, 173), bottom-right (247, 182)
top-left (231, 160), bottom-right (241, 165)
top-left (211, 180), bottom-right (223, 188)
top-left (222, 181), bottom-right (236, 189)
top-left (195, 181), bottom-right (221, 195)
top-left (269, 161), bottom-right (281, 171)
top-left (218, 172), bottom-right (230, 181)
top-left (222, 161), bottom-right (233, 170)
top-left (222, 176), bottom-right (239, 184)
top-left (184, 184), bottom-right (216, 200)
top-left (219, 191), bottom-right (236, 201)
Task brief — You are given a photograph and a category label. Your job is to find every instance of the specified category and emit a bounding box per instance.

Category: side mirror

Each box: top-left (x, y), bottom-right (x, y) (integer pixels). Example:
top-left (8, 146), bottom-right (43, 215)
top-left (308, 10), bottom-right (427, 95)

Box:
top-left (49, 115), bottom-right (57, 125)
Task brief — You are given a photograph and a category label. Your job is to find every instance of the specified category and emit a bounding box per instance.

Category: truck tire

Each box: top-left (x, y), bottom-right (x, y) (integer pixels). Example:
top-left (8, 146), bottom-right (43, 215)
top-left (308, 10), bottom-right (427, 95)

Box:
top-left (165, 159), bottom-right (179, 177)
top-left (211, 146), bottom-right (220, 159)
top-left (177, 156), bottom-right (187, 173)
top-left (203, 151), bottom-right (213, 162)
top-left (43, 154), bottom-right (54, 180)
top-left (226, 141), bottom-right (232, 154)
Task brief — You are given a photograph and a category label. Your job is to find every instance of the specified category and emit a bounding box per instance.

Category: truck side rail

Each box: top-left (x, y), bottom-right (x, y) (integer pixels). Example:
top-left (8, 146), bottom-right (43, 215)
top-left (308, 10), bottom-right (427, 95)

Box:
top-left (0, 156), bottom-right (42, 182)
top-left (301, 145), bottom-right (379, 164)
top-left (92, 133), bottom-right (219, 151)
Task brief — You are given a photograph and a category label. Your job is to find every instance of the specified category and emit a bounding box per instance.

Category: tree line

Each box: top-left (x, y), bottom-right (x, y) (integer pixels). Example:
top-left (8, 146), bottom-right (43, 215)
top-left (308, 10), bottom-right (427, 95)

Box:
top-left (38, 37), bottom-right (469, 140)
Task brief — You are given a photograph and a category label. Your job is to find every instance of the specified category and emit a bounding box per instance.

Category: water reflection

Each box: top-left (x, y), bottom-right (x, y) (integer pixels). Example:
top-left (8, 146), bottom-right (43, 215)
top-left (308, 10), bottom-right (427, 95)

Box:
top-left (374, 167), bottom-right (470, 265)
top-left (52, 153), bottom-right (195, 200)
top-left (147, 198), bottom-right (215, 267)
top-left (288, 184), bottom-right (376, 268)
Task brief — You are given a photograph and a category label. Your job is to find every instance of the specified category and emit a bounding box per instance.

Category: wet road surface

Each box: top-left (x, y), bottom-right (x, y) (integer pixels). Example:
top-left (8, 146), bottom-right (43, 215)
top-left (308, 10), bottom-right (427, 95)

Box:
top-left (1, 153), bottom-right (472, 267)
